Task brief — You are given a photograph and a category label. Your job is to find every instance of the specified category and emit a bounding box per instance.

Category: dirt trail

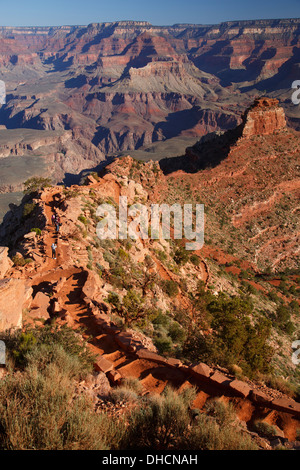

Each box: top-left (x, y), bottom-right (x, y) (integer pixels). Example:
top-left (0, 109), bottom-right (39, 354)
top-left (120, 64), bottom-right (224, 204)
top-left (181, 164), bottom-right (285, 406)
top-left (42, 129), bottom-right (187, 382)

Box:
top-left (27, 190), bottom-right (299, 441)
top-left (41, 193), bottom-right (177, 393)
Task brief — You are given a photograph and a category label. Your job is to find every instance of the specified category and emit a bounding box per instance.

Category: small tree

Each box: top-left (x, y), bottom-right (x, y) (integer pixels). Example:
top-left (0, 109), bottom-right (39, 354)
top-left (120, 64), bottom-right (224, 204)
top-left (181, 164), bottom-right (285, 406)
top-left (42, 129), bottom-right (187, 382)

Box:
top-left (24, 177), bottom-right (52, 195)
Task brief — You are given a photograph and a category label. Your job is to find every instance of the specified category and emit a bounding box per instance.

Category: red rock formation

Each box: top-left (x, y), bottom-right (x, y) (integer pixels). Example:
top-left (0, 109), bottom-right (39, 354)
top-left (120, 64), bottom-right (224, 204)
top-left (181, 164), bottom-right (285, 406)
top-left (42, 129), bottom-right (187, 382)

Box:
top-left (0, 19), bottom-right (298, 187)
top-left (242, 98), bottom-right (287, 137)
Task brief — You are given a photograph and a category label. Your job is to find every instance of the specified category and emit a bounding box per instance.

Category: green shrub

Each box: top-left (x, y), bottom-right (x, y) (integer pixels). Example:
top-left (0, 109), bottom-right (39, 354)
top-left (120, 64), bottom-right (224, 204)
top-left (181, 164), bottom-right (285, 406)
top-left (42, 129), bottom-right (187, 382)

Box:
top-left (276, 305), bottom-right (291, 325)
top-left (204, 399), bottom-right (236, 427)
top-left (22, 202), bottom-right (36, 219)
top-left (161, 280), bottom-right (179, 298)
top-left (174, 246), bottom-right (189, 265)
top-left (120, 386), bottom-right (195, 449)
top-left (186, 414), bottom-right (258, 450)
top-left (154, 335), bottom-right (173, 354)
top-left (252, 420), bottom-right (279, 439)
top-left (78, 215), bottom-right (88, 225)
top-left (121, 377), bottom-right (144, 395)
top-left (109, 388), bottom-right (139, 404)
top-left (0, 351), bottom-right (124, 450)
top-left (152, 311), bottom-right (170, 328)
top-left (107, 292), bottom-right (121, 309)
top-left (0, 326), bottom-right (125, 450)
top-left (11, 256), bottom-right (32, 267)
top-left (168, 321), bottom-right (186, 343)
top-left (12, 331), bottom-right (37, 367)
top-left (30, 228), bottom-right (42, 236)
top-left (263, 375), bottom-right (297, 398)
top-left (190, 254), bottom-right (200, 266)
top-left (119, 387), bottom-right (258, 450)
top-left (23, 177), bottom-right (52, 195)
top-left (182, 291), bottom-right (273, 377)
top-left (4, 325), bottom-right (95, 374)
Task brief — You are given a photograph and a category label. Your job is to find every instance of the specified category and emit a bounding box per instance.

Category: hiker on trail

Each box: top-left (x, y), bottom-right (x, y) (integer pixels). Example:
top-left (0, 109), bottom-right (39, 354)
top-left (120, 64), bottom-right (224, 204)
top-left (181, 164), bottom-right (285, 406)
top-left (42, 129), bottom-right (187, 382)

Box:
top-left (56, 222), bottom-right (60, 233)
top-left (51, 243), bottom-right (57, 259)
top-left (52, 214), bottom-right (56, 225)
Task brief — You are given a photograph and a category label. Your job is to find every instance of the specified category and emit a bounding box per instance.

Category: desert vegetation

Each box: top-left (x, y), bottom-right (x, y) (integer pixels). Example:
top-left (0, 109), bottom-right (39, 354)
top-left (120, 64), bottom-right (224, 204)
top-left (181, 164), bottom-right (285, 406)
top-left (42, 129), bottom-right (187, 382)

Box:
top-left (0, 325), bottom-right (260, 451)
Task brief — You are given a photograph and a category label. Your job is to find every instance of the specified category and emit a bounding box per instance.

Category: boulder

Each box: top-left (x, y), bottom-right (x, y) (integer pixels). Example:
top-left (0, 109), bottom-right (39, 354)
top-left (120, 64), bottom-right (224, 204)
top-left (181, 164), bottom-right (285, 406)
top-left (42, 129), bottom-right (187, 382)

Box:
top-left (94, 356), bottom-right (114, 374)
top-left (81, 270), bottom-right (103, 304)
top-left (85, 371), bottom-right (111, 396)
top-left (166, 358), bottom-right (182, 368)
top-left (0, 278), bottom-right (25, 331)
top-left (271, 398), bottom-right (300, 417)
top-left (0, 247), bottom-right (13, 278)
top-left (107, 369), bottom-right (123, 384)
top-left (228, 379), bottom-right (252, 398)
top-left (250, 389), bottom-right (272, 405)
top-left (209, 370), bottom-right (231, 387)
top-left (135, 348), bottom-right (168, 365)
top-left (115, 332), bottom-right (133, 351)
top-left (31, 291), bottom-right (50, 310)
top-left (191, 362), bottom-right (212, 380)
top-left (26, 290), bottom-right (50, 321)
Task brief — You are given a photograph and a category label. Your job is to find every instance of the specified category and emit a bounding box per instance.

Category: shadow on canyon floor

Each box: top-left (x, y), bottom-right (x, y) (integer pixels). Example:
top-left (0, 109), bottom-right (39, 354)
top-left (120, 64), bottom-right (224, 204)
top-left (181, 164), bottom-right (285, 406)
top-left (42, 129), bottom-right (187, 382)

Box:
top-left (159, 125), bottom-right (242, 175)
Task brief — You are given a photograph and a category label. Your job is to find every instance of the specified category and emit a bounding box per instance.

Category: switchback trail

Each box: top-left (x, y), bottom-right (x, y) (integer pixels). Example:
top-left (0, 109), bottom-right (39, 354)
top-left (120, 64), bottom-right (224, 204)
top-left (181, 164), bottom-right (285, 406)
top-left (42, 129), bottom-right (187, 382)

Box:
top-left (25, 189), bottom-right (300, 442)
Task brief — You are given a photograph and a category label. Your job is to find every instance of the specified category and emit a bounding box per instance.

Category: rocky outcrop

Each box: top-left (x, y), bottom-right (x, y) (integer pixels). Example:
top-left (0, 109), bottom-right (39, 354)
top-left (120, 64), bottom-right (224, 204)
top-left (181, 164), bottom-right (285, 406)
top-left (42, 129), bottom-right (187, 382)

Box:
top-left (0, 247), bottom-right (13, 278)
top-left (242, 98), bottom-right (287, 137)
top-left (0, 278), bottom-right (31, 331)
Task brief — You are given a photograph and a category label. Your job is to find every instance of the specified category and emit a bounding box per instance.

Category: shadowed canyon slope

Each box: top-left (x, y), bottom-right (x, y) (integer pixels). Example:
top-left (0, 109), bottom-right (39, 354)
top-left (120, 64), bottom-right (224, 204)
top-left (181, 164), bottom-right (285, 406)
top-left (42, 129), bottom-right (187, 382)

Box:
top-left (0, 18), bottom-right (300, 194)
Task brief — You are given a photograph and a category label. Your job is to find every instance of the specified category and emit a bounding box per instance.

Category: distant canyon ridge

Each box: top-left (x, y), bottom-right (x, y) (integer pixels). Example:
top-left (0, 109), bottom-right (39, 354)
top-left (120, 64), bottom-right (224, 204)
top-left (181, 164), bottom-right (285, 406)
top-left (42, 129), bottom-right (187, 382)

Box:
top-left (0, 18), bottom-right (299, 194)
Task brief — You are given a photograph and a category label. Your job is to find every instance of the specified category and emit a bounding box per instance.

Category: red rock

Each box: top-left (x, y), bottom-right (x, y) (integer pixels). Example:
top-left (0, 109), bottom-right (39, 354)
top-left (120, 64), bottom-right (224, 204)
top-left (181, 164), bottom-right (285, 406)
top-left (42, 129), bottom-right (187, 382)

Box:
top-left (242, 98), bottom-right (286, 137)
top-left (191, 362), bottom-right (212, 379)
top-left (107, 369), bottom-right (122, 384)
top-left (31, 291), bottom-right (50, 310)
top-left (81, 270), bottom-right (103, 302)
top-left (94, 356), bottom-right (114, 374)
top-left (115, 332), bottom-right (132, 351)
top-left (250, 389), bottom-right (272, 405)
top-left (166, 358), bottom-right (182, 368)
top-left (228, 379), bottom-right (251, 398)
top-left (209, 371), bottom-right (231, 387)
top-left (135, 348), bottom-right (167, 365)
top-left (102, 324), bottom-right (120, 335)
top-left (0, 247), bottom-right (13, 278)
top-left (0, 278), bottom-right (26, 331)
top-left (85, 371), bottom-right (111, 395)
top-left (271, 398), bottom-right (300, 417)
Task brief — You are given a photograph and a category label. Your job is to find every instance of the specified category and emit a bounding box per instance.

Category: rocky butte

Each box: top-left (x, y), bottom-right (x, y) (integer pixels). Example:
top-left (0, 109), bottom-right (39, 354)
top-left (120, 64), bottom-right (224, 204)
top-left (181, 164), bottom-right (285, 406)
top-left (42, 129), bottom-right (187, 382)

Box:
top-left (242, 98), bottom-right (287, 137)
